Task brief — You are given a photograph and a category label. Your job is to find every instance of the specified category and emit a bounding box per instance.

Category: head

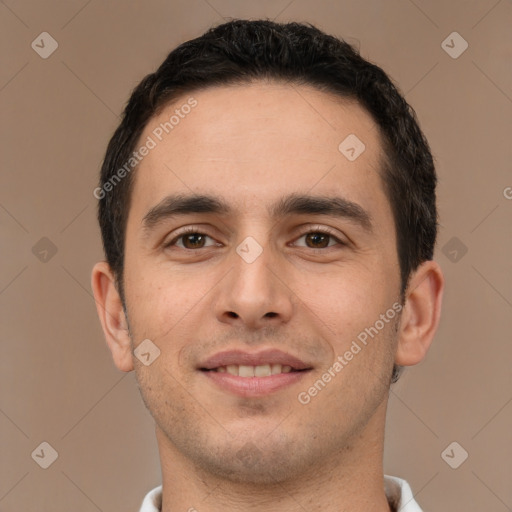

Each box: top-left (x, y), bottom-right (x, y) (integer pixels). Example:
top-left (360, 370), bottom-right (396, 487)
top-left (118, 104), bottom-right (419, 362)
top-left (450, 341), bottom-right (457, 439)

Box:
top-left (92, 19), bottom-right (443, 484)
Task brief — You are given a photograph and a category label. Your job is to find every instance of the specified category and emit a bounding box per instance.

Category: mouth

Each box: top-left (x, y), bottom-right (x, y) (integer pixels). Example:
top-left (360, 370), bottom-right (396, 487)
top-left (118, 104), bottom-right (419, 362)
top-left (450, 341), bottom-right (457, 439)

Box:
top-left (198, 349), bottom-right (313, 397)
top-left (201, 364), bottom-right (307, 377)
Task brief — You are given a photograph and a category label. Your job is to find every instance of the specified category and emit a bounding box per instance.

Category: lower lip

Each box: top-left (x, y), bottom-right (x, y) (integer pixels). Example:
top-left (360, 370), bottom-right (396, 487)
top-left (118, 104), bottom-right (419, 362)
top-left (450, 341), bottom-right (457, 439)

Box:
top-left (201, 370), bottom-right (311, 397)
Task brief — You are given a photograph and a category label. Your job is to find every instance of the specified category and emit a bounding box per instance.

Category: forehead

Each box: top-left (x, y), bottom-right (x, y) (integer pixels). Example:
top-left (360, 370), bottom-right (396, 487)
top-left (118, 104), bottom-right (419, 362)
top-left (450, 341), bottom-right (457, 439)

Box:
top-left (128, 82), bottom-right (389, 225)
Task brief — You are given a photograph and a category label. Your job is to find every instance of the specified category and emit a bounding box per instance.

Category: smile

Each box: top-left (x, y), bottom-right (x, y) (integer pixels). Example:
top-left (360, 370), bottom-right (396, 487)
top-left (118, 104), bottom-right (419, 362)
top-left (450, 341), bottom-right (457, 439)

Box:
top-left (203, 363), bottom-right (301, 377)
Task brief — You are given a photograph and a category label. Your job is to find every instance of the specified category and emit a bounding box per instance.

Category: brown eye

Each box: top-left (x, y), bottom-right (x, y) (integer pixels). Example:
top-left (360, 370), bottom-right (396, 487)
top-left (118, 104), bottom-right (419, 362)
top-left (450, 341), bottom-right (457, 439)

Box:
top-left (165, 231), bottom-right (217, 250)
top-left (294, 229), bottom-right (342, 249)
top-left (304, 232), bottom-right (331, 248)
top-left (181, 233), bottom-right (206, 249)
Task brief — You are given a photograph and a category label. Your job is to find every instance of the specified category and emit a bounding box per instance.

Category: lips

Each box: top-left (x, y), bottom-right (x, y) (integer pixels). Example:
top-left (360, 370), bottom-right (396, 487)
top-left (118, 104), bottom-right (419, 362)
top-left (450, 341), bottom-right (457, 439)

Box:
top-left (199, 349), bottom-right (312, 373)
top-left (198, 349), bottom-right (313, 397)
top-left (197, 349), bottom-right (313, 398)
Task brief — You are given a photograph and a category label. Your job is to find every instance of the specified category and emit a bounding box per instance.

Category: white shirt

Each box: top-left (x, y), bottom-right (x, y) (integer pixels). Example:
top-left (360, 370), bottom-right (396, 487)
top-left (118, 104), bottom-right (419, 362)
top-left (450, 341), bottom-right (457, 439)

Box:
top-left (139, 474), bottom-right (423, 511)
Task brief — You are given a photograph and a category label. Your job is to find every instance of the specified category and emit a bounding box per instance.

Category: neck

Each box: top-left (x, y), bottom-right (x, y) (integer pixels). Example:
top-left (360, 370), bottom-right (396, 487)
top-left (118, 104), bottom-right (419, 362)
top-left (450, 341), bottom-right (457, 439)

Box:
top-left (157, 400), bottom-right (391, 512)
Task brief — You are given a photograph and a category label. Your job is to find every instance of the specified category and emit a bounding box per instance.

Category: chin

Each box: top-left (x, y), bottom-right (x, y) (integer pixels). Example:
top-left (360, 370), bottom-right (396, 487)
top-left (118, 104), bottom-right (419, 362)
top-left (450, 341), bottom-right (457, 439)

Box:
top-left (200, 450), bottom-right (305, 485)
top-left (188, 433), bottom-right (321, 486)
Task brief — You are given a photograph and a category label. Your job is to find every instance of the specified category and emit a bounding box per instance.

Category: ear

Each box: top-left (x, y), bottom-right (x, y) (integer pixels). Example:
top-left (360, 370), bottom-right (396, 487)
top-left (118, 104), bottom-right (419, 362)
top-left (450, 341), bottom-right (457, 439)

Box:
top-left (91, 261), bottom-right (134, 372)
top-left (395, 260), bottom-right (444, 366)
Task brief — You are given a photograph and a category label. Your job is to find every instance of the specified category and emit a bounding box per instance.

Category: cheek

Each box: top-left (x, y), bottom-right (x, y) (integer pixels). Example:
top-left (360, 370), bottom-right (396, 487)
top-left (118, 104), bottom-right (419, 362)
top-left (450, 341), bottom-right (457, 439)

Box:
top-left (124, 260), bottom-right (204, 337)
top-left (292, 263), bottom-right (392, 340)
top-left (124, 263), bottom-right (227, 379)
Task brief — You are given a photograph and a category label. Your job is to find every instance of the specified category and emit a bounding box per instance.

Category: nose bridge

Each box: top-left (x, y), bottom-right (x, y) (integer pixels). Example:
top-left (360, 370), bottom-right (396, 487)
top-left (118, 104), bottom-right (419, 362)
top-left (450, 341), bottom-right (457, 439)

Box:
top-left (215, 233), bottom-right (293, 327)
top-left (232, 236), bottom-right (277, 304)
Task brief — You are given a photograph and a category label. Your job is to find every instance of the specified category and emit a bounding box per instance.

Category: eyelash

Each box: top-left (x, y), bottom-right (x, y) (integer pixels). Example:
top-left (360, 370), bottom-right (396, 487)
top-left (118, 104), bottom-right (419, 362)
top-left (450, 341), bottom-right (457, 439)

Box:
top-left (164, 226), bottom-right (346, 250)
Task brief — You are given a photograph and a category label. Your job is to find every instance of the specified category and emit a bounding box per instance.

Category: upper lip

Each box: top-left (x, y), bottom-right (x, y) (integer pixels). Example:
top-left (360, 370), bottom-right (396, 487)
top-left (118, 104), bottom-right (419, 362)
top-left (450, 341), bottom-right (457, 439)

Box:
top-left (199, 349), bottom-right (312, 371)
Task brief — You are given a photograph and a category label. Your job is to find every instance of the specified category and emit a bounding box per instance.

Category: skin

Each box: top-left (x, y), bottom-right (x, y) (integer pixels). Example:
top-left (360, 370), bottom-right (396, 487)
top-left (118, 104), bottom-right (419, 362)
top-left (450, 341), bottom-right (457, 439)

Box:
top-left (92, 82), bottom-right (444, 512)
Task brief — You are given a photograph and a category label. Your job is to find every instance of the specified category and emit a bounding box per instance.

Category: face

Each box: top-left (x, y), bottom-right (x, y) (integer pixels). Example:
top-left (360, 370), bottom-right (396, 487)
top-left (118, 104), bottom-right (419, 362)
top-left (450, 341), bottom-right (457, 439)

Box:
top-left (122, 82), bottom-right (403, 483)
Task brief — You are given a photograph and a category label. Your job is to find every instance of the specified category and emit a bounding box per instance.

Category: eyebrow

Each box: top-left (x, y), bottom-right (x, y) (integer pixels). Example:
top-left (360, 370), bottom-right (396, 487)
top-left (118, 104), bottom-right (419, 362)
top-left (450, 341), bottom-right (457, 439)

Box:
top-left (141, 192), bottom-right (373, 238)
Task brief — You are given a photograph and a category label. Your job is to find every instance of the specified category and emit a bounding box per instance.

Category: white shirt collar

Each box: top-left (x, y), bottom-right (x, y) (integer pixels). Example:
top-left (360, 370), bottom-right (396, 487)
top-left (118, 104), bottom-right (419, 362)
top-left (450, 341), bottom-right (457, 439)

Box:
top-left (139, 475), bottom-right (423, 511)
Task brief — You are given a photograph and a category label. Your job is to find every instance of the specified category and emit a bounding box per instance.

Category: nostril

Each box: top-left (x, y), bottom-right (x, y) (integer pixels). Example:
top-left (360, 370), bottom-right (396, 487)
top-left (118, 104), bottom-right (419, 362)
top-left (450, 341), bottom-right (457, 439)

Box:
top-left (227, 311), bottom-right (239, 318)
top-left (265, 312), bottom-right (277, 318)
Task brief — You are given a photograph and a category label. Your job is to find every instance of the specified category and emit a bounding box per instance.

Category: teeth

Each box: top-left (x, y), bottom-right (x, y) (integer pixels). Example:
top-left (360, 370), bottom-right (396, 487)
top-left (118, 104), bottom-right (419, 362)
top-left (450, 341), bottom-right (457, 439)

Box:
top-left (226, 365), bottom-right (238, 376)
top-left (254, 364), bottom-right (271, 377)
top-left (213, 363), bottom-right (294, 377)
top-left (239, 365), bottom-right (254, 377)
top-left (271, 363), bottom-right (282, 375)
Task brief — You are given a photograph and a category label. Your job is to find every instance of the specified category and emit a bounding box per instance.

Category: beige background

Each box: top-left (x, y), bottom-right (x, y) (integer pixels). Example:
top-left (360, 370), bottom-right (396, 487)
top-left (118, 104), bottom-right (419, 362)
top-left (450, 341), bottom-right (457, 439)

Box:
top-left (1, 0), bottom-right (511, 510)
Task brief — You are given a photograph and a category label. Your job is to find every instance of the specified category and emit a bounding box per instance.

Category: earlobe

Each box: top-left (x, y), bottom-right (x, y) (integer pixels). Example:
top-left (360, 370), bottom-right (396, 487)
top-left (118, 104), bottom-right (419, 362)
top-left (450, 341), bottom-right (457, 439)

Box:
top-left (91, 261), bottom-right (134, 372)
top-left (395, 260), bottom-right (444, 367)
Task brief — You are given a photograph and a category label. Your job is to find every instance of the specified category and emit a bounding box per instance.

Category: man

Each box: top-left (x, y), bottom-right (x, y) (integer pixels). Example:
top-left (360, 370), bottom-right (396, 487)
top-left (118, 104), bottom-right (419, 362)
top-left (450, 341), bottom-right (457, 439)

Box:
top-left (91, 19), bottom-right (444, 512)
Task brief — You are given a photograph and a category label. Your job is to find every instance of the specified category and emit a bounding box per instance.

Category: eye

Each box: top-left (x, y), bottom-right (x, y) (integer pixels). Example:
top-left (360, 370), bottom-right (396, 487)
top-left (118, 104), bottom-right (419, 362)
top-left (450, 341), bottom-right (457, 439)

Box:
top-left (165, 229), bottom-right (218, 250)
top-left (163, 226), bottom-right (345, 252)
top-left (293, 229), bottom-right (345, 249)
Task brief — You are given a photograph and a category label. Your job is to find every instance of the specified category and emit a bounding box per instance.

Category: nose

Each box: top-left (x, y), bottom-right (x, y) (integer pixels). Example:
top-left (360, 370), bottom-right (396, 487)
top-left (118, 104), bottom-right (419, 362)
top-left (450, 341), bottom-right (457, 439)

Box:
top-left (214, 243), bottom-right (294, 330)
